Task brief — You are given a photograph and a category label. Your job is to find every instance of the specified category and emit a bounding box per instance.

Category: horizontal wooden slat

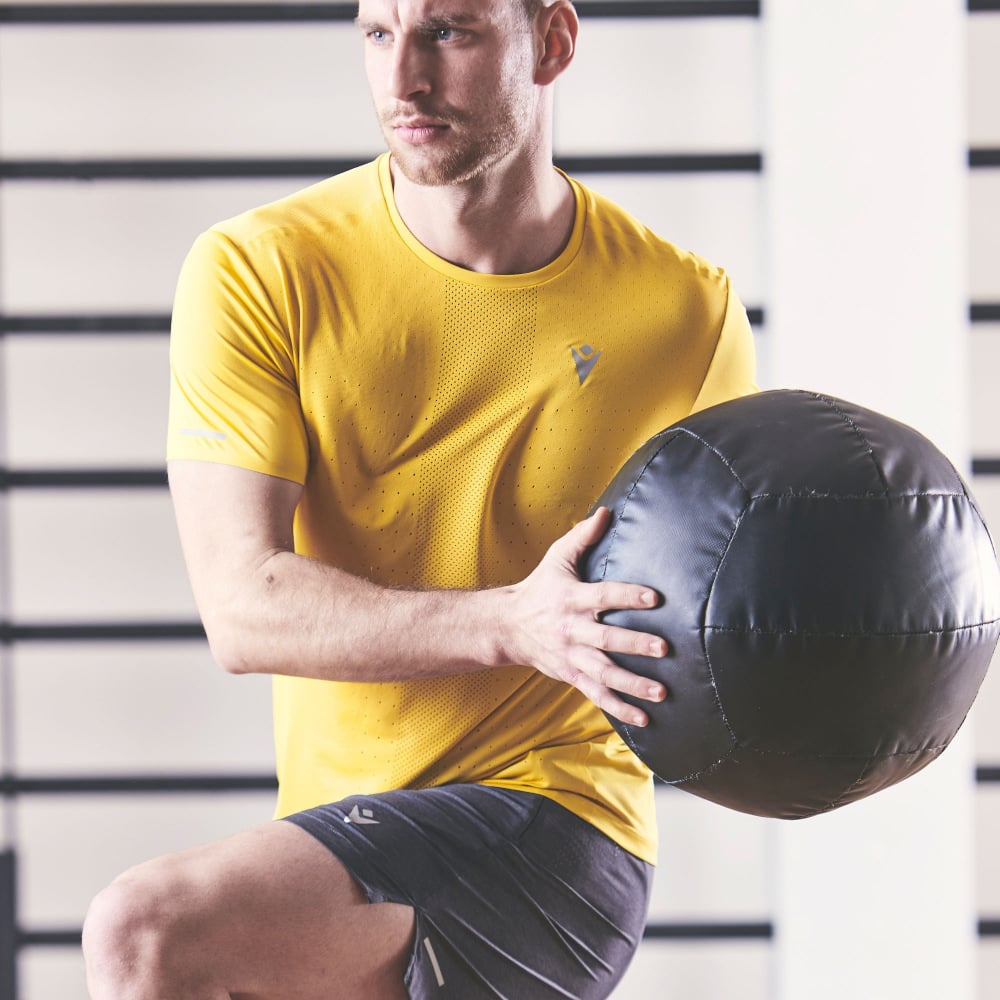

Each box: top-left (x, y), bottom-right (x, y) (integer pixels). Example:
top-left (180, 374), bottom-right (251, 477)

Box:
top-left (0, 1), bottom-right (761, 23)
top-left (2, 774), bottom-right (275, 794)
top-left (0, 622), bottom-right (203, 641)
top-left (0, 153), bottom-right (763, 180)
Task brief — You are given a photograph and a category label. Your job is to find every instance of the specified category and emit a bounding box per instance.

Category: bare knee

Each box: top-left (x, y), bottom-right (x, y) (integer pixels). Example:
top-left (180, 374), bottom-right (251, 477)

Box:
top-left (82, 861), bottom-right (215, 998)
top-left (81, 824), bottom-right (416, 1000)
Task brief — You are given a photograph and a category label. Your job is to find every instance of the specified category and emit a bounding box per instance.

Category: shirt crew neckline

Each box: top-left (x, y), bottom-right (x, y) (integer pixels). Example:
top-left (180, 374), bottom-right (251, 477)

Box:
top-left (377, 153), bottom-right (585, 288)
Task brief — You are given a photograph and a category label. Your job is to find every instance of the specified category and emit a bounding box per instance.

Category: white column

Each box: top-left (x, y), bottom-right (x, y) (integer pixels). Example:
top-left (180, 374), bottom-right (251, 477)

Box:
top-left (763, 3), bottom-right (975, 999)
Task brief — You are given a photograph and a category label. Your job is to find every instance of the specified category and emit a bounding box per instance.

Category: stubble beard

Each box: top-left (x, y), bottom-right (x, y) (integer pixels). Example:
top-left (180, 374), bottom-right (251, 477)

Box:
top-left (379, 94), bottom-right (532, 188)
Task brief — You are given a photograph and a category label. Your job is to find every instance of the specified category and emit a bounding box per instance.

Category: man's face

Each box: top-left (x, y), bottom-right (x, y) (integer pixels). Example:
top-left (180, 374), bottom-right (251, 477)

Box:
top-left (357, 0), bottom-right (540, 186)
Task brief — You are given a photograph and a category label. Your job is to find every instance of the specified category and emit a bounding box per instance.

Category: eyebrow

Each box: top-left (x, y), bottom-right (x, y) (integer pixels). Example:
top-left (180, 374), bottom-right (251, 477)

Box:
top-left (355, 10), bottom-right (484, 31)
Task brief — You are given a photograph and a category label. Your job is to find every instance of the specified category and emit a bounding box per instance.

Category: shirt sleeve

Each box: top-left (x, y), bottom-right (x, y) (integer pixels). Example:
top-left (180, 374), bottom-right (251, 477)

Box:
top-left (690, 275), bottom-right (760, 414)
top-left (166, 229), bottom-right (309, 484)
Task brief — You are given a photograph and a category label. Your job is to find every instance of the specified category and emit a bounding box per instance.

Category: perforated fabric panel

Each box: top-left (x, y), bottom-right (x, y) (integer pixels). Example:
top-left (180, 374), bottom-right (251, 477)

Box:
top-left (412, 283), bottom-right (537, 588)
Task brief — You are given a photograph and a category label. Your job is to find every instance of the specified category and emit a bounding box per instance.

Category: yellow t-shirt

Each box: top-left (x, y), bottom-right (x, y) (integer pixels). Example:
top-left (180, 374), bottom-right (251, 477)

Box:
top-left (167, 154), bottom-right (757, 863)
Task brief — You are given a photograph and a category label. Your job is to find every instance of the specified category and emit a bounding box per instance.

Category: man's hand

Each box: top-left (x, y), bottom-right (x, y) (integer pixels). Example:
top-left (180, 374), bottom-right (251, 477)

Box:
top-left (501, 507), bottom-right (667, 727)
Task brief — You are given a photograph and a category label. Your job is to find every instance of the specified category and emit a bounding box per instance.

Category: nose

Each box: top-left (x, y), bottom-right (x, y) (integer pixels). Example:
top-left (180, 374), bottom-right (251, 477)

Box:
top-left (387, 34), bottom-right (432, 101)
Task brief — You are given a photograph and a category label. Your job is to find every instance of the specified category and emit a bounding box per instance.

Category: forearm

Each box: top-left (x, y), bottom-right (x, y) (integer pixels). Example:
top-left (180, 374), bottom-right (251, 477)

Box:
top-left (202, 549), bottom-right (507, 682)
top-left (170, 462), bottom-right (666, 724)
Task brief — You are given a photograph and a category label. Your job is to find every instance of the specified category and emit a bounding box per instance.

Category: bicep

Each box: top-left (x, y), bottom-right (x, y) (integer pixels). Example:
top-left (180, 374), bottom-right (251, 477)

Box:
top-left (689, 277), bottom-right (759, 415)
top-left (167, 231), bottom-right (309, 484)
top-left (168, 459), bottom-right (303, 613)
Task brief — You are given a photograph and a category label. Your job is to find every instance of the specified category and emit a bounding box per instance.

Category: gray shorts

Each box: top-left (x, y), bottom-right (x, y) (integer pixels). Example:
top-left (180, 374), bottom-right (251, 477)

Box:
top-left (282, 784), bottom-right (654, 999)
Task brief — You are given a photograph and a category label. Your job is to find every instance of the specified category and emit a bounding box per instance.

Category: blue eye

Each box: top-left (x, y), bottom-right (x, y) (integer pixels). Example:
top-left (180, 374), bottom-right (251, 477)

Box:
top-left (435, 27), bottom-right (454, 40)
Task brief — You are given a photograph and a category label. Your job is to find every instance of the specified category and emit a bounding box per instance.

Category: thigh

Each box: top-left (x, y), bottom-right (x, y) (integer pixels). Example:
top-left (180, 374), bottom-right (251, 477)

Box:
top-left (285, 785), bottom-right (654, 999)
top-left (109, 820), bottom-right (414, 1000)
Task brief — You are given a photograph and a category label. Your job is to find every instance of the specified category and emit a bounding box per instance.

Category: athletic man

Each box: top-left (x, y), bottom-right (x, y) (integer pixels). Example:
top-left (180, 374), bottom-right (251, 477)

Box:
top-left (82, 0), bottom-right (756, 995)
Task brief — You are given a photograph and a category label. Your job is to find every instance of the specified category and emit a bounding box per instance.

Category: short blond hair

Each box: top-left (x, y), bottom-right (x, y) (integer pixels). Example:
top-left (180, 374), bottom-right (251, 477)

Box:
top-left (521, 0), bottom-right (550, 23)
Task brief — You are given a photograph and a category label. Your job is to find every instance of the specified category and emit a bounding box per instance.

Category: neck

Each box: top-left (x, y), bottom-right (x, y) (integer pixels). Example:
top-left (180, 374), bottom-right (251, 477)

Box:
top-left (389, 153), bottom-right (576, 275)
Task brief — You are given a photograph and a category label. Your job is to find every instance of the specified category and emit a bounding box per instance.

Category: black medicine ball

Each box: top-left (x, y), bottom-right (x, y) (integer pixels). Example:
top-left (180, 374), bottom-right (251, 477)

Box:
top-left (582, 389), bottom-right (1000, 819)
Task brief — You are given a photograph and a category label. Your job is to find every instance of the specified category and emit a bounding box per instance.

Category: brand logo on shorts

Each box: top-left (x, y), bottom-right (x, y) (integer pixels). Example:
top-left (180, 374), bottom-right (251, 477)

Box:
top-left (344, 804), bottom-right (379, 825)
top-left (571, 344), bottom-right (602, 385)
top-left (423, 937), bottom-right (445, 987)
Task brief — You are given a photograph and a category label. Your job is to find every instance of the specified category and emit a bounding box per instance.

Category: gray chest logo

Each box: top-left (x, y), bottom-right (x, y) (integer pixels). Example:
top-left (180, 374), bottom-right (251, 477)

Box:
top-left (571, 344), bottom-right (603, 385)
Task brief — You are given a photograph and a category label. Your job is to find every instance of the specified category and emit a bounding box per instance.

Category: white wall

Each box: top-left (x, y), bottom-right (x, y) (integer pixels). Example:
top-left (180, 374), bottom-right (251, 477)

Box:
top-left (0, 3), bottom-right (998, 998)
top-left (765, 3), bottom-right (973, 995)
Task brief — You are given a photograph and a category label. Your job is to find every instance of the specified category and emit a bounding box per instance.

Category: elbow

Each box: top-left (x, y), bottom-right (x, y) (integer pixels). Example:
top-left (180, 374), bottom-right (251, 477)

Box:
top-left (194, 552), bottom-right (288, 676)
top-left (202, 616), bottom-right (258, 676)
top-left (211, 644), bottom-right (256, 677)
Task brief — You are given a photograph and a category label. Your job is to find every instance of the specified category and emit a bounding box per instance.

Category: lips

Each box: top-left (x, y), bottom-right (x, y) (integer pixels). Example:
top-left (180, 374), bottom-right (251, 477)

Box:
top-left (390, 118), bottom-right (451, 144)
top-left (393, 117), bottom-right (446, 129)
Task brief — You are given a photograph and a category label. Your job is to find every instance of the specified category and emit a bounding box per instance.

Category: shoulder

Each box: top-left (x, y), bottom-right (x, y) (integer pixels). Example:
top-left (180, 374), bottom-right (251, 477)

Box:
top-left (206, 157), bottom-right (387, 256)
top-left (571, 176), bottom-right (730, 294)
top-left (176, 157), bottom-right (390, 304)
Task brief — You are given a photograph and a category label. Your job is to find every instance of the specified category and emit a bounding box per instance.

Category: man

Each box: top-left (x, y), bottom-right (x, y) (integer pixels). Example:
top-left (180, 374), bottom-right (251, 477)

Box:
top-left (82, 0), bottom-right (756, 995)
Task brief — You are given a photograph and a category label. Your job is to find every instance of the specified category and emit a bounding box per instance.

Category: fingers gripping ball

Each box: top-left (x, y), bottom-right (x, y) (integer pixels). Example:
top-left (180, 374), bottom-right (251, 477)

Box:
top-left (581, 389), bottom-right (1000, 819)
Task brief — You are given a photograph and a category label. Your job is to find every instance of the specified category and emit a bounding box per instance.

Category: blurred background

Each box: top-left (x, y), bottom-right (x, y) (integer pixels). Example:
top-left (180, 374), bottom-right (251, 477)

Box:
top-left (0, 0), bottom-right (997, 997)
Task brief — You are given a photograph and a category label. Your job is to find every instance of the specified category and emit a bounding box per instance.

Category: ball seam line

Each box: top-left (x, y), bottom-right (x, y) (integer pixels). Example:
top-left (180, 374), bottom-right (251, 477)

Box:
top-left (810, 391), bottom-right (892, 497)
top-left (702, 618), bottom-right (1000, 637)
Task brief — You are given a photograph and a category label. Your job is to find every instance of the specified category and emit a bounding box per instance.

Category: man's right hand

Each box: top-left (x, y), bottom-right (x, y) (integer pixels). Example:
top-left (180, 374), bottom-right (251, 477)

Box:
top-left (499, 507), bottom-right (668, 727)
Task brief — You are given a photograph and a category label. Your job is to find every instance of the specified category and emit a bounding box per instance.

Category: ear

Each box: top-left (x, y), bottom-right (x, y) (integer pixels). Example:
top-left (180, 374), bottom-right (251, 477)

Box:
top-left (534, 0), bottom-right (578, 85)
